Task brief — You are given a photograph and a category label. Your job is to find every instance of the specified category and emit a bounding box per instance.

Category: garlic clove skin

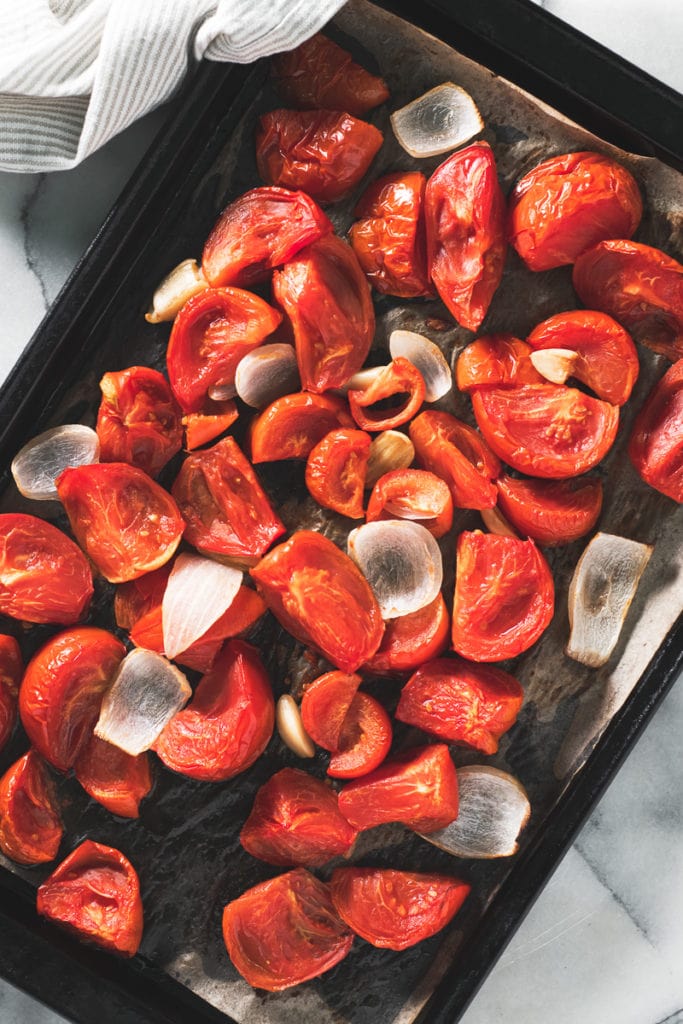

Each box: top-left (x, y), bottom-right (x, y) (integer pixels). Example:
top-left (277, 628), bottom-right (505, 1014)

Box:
top-left (145, 259), bottom-right (208, 324)
top-left (391, 82), bottom-right (484, 159)
top-left (365, 430), bottom-right (415, 489)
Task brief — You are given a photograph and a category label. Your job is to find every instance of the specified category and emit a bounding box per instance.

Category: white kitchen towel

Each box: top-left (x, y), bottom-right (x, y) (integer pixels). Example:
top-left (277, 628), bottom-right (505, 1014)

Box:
top-left (0, 0), bottom-right (347, 173)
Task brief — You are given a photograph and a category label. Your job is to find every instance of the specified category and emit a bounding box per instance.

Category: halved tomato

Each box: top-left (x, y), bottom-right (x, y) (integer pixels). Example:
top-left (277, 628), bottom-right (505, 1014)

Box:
top-left (348, 358), bottom-right (425, 431)
top-left (362, 593), bottom-right (450, 674)
top-left (272, 33), bottom-right (389, 115)
top-left (495, 472), bottom-right (603, 546)
top-left (305, 428), bottom-right (371, 519)
top-left (628, 358), bottom-right (683, 502)
top-left (300, 670), bottom-right (362, 752)
top-left (327, 692), bottom-right (393, 779)
top-left (409, 410), bottom-right (499, 509)
top-left (455, 334), bottom-right (543, 392)
top-left (366, 468), bottom-right (453, 538)
top-left (451, 530), bottom-right (554, 661)
top-left (74, 734), bottom-right (152, 819)
top-left (0, 635), bottom-right (21, 753)
top-left (0, 750), bottom-right (63, 865)
top-left (96, 366), bottom-right (183, 476)
top-left (250, 392), bottom-right (354, 462)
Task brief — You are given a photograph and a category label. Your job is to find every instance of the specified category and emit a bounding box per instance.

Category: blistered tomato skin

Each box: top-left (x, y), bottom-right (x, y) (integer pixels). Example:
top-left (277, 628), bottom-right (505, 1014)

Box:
top-left (628, 359), bottom-right (683, 502)
top-left (409, 410), bottom-right (500, 510)
top-left (0, 513), bottom-right (93, 625)
top-left (424, 142), bottom-right (506, 331)
top-left (250, 392), bottom-right (355, 463)
top-left (250, 531), bottom-right (385, 673)
top-left (0, 635), bottom-right (22, 753)
top-left (96, 366), bottom-right (183, 476)
top-left (455, 334), bottom-right (543, 392)
top-left (573, 240), bottom-right (683, 360)
top-left (74, 735), bottom-right (152, 819)
top-left (330, 867), bottom-right (470, 950)
top-left (305, 428), bottom-right (371, 519)
top-left (508, 151), bottom-right (642, 271)
top-left (37, 840), bottom-right (143, 957)
top-left (222, 868), bottom-right (354, 991)
top-left (0, 750), bottom-right (63, 865)
top-left (362, 593), bottom-right (450, 674)
top-left (495, 473), bottom-right (603, 546)
top-left (272, 33), bottom-right (389, 115)
top-left (348, 358), bottom-right (426, 432)
top-left (256, 109), bottom-right (384, 204)
top-left (451, 531), bottom-right (554, 662)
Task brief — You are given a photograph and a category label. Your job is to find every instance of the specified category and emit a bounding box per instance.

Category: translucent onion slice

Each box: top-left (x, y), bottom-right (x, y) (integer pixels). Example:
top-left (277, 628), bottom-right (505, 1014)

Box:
top-left (276, 694), bottom-right (315, 758)
top-left (145, 259), bottom-right (208, 323)
top-left (347, 520), bottom-right (443, 619)
top-left (421, 766), bottom-right (531, 858)
top-left (480, 505), bottom-right (520, 538)
top-left (234, 343), bottom-right (300, 408)
top-left (12, 424), bottom-right (100, 501)
top-left (390, 82), bottom-right (484, 159)
top-left (94, 649), bottom-right (192, 756)
top-left (389, 330), bottom-right (452, 402)
top-left (365, 430), bottom-right (415, 489)
top-left (529, 348), bottom-right (579, 385)
top-left (162, 553), bottom-right (243, 660)
top-left (566, 532), bottom-right (653, 668)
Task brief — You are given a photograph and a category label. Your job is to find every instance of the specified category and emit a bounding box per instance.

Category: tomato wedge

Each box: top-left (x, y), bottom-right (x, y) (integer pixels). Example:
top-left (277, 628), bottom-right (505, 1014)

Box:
top-left (171, 436), bottom-right (285, 562)
top-left (409, 410), bottom-right (499, 509)
top-left (256, 109), bottom-right (383, 203)
top-left (273, 234), bottom-right (375, 393)
top-left (349, 170), bottom-right (431, 298)
top-left (74, 734), bottom-right (152, 819)
top-left (451, 530), bottom-right (554, 661)
top-left (202, 186), bottom-right (332, 288)
top-left (508, 151), bottom-right (642, 271)
top-left (153, 640), bottom-right (274, 782)
top-left (20, 627), bottom-right (125, 772)
top-left (251, 531), bottom-right (384, 673)
top-left (57, 463), bottom-right (184, 583)
top-left (37, 840), bottom-right (143, 957)
top-left (330, 867), bottom-right (470, 950)
top-left (628, 359), bottom-right (683, 502)
top-left (300, 670), bottom-right (362, 752)
top-left (327, 692), bottom-right (393, 779)
top-left (183, 399), bottom-right (239, 450)
top-left (250, 392), bottom-right (354, 462)
top-left (495, 472), bottom-right (603, 546)
top-left (272, 33), bottom-right (389, 115)
top-left (348, 358), bottom-right (425, 431)
top-left (240, 768), bottom-right (358, 867)
top-left (96, 366), bottom-right (183, 476)
top-left (222, 868), bottom-right (353, 991)
top-left (0, 635), bottom-right (21, 753)
top-left (471, 383), bottom-right (619, 479)
top-left (338, 744), bottom-right (459, 833)
top-left (0, 513), bottom-right (93, 625)
top-left (396, 657), bottom-right (524, 754)
top-left (0, 750), bottom-right (63, 865)
top-left (424, 142), bottom-right (506, 331)
top-left (362, 593), bottom-right (450, 674)
top-left (305, 428), bottom-right (371, 519)
top-left (366, 468), bottom-right (453, 538)
top-left (455, 334), bottom-right (543, 392)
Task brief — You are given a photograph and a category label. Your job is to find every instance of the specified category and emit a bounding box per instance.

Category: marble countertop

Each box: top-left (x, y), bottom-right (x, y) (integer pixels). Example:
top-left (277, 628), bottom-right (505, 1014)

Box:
top-left (0, 2), bottom-right (682, 1023)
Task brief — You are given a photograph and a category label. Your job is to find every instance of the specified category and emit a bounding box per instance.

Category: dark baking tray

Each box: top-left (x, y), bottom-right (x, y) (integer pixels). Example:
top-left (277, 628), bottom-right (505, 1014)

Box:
top-left (0, 1), bottom-right (682, 1022)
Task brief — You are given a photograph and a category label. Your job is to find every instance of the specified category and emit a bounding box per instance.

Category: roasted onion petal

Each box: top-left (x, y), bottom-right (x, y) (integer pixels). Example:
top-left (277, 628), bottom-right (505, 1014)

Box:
top-left (145, 259), bottom-right (208, 324)
top-left (389, 330), bottom-right (452, 402)
top-left (566, 532), bottom-right (653, 668)
top-left (94, 649), bottom-right (192, 756)
top-left (529, 348), bottom-right (579, 385)
top-left (390, 82), bottom-right (484, 159)
top-left (162, 553), bottom-right (243, 660)
top-left (235, 344), bottom-right (301, 409)
top-left (12, 425), bottom-right (100, 501)
top-left (347, 520), bottom-right (443, 619)
top-left (276, 695), bottom-right (315, 759)
top-left (365, 431), bottom-right (415, 489)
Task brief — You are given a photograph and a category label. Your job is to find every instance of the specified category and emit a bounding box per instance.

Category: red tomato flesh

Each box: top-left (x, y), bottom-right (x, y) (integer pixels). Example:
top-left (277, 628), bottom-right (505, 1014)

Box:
top-left (362, 593), bottom-right (450, 674)
top-left (455, 334), bottom-right (543, 392)
top-left (183, 400), bottom-right (239, 450)
top-left (366, 468), bottom-right (453, 538)
top-left (628, 358), bottom-right (683, 502)
top-left (348, 358), bottom-right (425, 432)
top-left (0, 750), bottom-right (63, 865)
top-left (74, 734), bottom-right (152, 819)
top-left (300, 670), bottom-right (362, 752)
top-left (272, 33), bottom-right (389, 115)
top-left (0, 635), bottom-right (21, 753)
top-left (327, 692), bottom-right (393, 779)
top-left (495, 472), bottom-right (603, 546)
top-left (96, 366), bottom-right (183, 476)
top-left (409, 410), bottom-right (500, 509)
top-left (305, 428), bottom-right (371, 519)
top-left (250, 392), bottom-right (354, 462)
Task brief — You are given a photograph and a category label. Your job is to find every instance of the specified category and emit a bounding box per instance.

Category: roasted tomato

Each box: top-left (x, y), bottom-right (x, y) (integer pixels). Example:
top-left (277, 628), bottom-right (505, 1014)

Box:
top-left (37, 840), bottom-right (143, 957)
top-left (508, 151), bottom-right (642, 271)
top-left (628, 359), bottom-right (683, 502)
top-left (527, 310), bottom-right (639, 406)
top-left (455, 334), bottom-right (543, 392)
top-left (166, 287), bottom-right (282, 413)
top-left (222, 868), bottom-right (353, 992)
top-left (96, 366), bottom-right (183, 476)
top-left (251, 531), bottom-right (384, 673)
top-left (349, 171), bottom-right (431, 297)
top-left (0, 635), bottom-right (21, 752)
top-left (183, 399), bottom-right (239, 450)
top-left (348, 358), bottom-right (425, 431)
top-left (573, 240), bottom-right (683, 360)
top-left (19, 627), bottom-right (125, 772)
top-left (171, 436), bottom-right (285, 563)
top-left (451, 530), bottom-right (554, 661)
top-left (495, 472), bottom-right (603, 546)
top-left (0, 513), bottom-right (93, 625)
top-left (471, 384), bottom-right (619, 479)
top-left (305, 428), bottom-right (371, 518)
top-left (153, 640), bottom-right (274, 782)
top-left (273, 234), bottom-right (375, 393)
top-left (240, 768), bottom-right (358, 867)
top-left (202, 186), bottom-right (332, 288)
top-left (330, 867), bottom-right (470, 950)
top-left (362, 593), bottom-right (450, 674)
top-left (114, 565), bottom-right (169, 631)
top-left (395, 657), bottom-right (524, 754)
top-left (409, 410), bottom-right (499, 509)
top-left (272, 33), bottom-right (389, 115)
top-left (74, 734), bottom-right (152, 819)
top-left (327, 692), bottom-right (393, 779)
top-left (0, 750), bottom-right (63, 864)
top-left (366, 469), bottom-right (453, 538)
top-left (250, 392), bottom-right (355, 462)
top-left (300, 670), bottom-right (362, 752)
top-left (424, 142), bottom-right (506, 331)
top-left (256, 109), bottom-right (383, 204)
top-left (57, 463), bottom-right (184, 583)
top-left (338, 743), bottom-right (459, 833)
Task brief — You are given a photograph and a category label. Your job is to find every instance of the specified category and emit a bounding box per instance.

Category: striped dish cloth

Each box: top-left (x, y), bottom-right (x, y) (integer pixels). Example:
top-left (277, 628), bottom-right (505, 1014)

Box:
top-left (0, 0), bottom-right (347, 173)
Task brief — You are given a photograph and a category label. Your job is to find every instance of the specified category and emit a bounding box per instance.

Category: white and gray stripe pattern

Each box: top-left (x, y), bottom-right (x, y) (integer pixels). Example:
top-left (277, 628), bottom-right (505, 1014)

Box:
top-left (0, 0), bottom-right (347, 173)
